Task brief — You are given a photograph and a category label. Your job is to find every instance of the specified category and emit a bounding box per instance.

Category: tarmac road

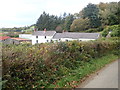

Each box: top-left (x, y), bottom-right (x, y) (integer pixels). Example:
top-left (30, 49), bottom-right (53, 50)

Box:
top-left (78, 60), bottom-right (119, 88)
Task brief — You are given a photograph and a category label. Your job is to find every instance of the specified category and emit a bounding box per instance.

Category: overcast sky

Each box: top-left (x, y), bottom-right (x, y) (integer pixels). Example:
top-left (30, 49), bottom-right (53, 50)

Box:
top-left (0, 0), bottom-right (119, 28)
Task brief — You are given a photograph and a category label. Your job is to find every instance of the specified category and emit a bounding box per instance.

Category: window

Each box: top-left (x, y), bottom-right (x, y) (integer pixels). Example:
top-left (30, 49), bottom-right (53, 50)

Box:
top-left (47, 40), bottom-right (49, 42)
top-left (36, 40), bottom-right (38, 43)
top-left (51, 40), bottom-right (53, 43)
top-left (66, 40), bottom-right (68, 42)
top-left (45, 36), bottom-right (46, 39)
top-left (59, 39), bottom-right (61, 41)
top-left (36, 36), bottom-right (38, 38)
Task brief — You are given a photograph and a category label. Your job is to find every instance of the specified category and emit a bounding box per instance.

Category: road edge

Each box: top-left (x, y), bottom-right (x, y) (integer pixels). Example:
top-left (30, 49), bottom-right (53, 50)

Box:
top-left (77, 59), bottom-right (118, 88)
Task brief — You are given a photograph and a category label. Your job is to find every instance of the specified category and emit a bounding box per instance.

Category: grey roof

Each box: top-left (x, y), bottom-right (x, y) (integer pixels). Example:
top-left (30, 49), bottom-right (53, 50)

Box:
top-left (32, 31), bottom-right (56, 36)
top-left (53, 32), bottom-right (100, 39)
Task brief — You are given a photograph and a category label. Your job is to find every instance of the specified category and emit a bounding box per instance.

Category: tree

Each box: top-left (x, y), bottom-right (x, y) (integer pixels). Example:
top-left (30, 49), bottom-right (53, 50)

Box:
top-left (55, 25), bottom-right (63, 33)
top-left (36, 11), bottom-right (67, 30)
top-left (106, 2), bottom-right (119, 25)
top-left (102, 25), bottom-right (120, 37)
top-left (63, 12), bottom-right (67, 17)
top-left (64, 14), bottom-right (74, 31)
top-left (98, 2), bottom-right (108, 11)
top-left (36, 12), bottom-right (49, 30)
top-left (73, 13), bottom-right (80, 19)
top-left (70, 18), bottom-right (90, 32)
top-left (82, 3), bottom-right (101, 28)
top-left (115, 1), bottom-right (120, 24)
top-left (99, 2), bottom-right (119, 25)
top-left (36, 12), bottom-right (61, 30)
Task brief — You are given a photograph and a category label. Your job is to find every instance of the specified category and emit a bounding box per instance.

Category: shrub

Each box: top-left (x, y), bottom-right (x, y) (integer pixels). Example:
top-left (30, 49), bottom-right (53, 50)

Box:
top-left (102, 25), bottom-right (120, 37)
top-left (85, 28), bottom-right (97, 33)
top-left (102, 29), bottom-right (109, 37)
top-left (2, 38), bottom-right (119, 89)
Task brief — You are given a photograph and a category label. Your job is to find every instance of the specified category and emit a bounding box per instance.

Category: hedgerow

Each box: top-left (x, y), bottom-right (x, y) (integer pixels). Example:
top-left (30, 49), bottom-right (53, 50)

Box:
top-left (102, 25), bottom-right (120, 37)
top-left (2, 37), bottom-right (120, 89)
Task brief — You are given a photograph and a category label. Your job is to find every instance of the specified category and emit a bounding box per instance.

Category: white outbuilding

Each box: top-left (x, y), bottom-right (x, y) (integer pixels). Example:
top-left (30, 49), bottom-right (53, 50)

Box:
top-left (19, 34), bottom-right (32, 40)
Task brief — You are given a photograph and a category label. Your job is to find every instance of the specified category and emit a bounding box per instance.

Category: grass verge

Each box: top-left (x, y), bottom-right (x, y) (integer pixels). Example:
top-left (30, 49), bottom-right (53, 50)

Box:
top-left (48, 53), bottom-right (118, 88)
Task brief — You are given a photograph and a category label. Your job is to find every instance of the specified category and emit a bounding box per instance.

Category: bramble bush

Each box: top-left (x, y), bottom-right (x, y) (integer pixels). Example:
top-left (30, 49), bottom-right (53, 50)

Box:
top-left (102, 25), bottom-right (120, 37)
top-left (2, 37), bottom-right (120, 89)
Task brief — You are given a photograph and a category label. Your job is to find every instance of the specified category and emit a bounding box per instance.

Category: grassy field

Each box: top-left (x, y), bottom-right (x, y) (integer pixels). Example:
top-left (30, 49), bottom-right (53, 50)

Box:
top-left (22, 26), bottom-right (34, 32)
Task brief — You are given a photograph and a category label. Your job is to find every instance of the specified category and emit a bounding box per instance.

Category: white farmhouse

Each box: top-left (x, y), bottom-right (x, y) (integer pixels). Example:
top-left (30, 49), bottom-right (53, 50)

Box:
top-left (32, 31), bottom-right (56, 45)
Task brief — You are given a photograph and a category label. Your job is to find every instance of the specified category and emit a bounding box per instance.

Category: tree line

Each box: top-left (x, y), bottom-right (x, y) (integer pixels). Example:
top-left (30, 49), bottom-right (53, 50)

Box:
top-left (1, 1), bottom-right (120, 33)
top-left (36, 1), bottom-right (120, 32)
top-left (0, 26), bottom-right (32, 32)
top-left (36, 12), bottom-right (74, 32)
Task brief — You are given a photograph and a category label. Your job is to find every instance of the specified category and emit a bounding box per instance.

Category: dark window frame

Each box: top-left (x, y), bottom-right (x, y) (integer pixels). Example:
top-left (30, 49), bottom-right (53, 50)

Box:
top-left (36, 40), bottom-right (38, 43)
top-left (45, 36), bottom-right (46, 39)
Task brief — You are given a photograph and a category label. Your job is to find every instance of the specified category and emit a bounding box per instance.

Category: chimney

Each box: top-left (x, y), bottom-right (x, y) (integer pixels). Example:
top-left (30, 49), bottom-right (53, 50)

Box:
top-left (62, 30), bottom-right (65, 33)
top-left (34, 28), bottom-right (36, 32)
top-left (44, 28), bottom-right (46, 33)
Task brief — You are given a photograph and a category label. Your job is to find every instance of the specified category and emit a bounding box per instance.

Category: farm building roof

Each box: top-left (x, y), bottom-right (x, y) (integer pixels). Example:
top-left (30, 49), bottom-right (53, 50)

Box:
top-left (53, 32), bottom-right (100, 39)
top-left (0, 36), bottom-right (11, 40)
top-left (32, 31), bottom-right (56, 36)
top-left (11, 38), bottom-right (31, 41)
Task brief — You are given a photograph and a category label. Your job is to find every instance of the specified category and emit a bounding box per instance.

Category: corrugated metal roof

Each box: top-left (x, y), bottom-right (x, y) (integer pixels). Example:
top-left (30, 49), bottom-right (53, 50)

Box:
top-left (32, 31), bottom-right (56, 36)
top-left (11, 38), bottom-right (31, 41)
top-left (0, 36), bottom-right (11, 40)
top-left (53, 32), bottom-right (100, 39)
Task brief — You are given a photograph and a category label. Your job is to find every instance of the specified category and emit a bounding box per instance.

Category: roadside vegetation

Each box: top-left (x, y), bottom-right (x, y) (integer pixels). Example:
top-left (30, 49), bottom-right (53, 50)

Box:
top-left (48, 53), bottom-right (118, 88)
top-left (102, 25), bottom-right (120, 37)
top-left (2, 37), bottom-right (120, 89)
top-left (1, 1), bottom-right (120, 89)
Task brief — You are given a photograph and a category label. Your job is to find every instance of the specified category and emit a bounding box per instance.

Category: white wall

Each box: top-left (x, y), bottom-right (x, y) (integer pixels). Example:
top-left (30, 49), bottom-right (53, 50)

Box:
top-left (19, 34), bottom-right (32, 40)
top-left (52, 38), bottom-right (96, 42)
top-left (61, 38), bottom-right (75, 41)
top-left (61, 38), bottom-right (95, 41)
top-left (32, 35), bottom-right (53, 45)
top-left (32, 34), bottom-right (96, 45)
top-left (78, 38), bottom-right (95, 41)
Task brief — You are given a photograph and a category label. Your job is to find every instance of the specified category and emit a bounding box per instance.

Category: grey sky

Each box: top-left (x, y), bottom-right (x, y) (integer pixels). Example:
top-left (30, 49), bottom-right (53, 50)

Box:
top-left (0, 0), bottom-right (119, 28)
